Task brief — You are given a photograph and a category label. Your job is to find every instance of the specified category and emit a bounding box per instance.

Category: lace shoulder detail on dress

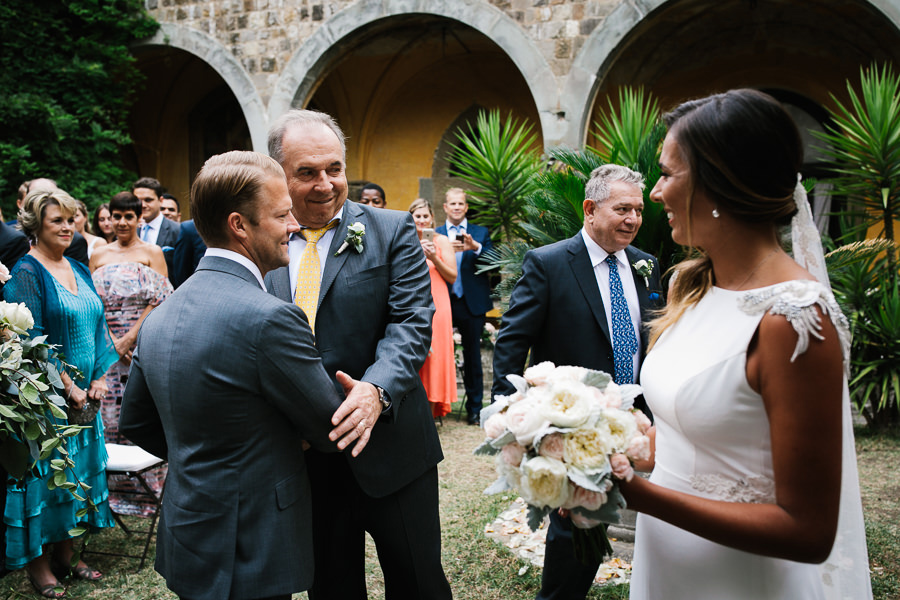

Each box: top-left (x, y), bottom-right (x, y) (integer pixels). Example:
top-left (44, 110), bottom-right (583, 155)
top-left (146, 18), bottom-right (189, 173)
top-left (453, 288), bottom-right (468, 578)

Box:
top-left (690, 474), bottom-right (776, 503)
top-left (737, 280), bottom-right (851, 368)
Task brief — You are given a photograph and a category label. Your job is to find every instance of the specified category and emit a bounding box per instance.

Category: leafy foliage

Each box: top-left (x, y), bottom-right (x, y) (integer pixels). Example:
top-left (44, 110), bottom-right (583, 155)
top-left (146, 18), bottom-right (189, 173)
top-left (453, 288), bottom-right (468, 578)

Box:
top-left (827, 239), bottom-right (900, 429)
top-left (0, 0), bottom-right (158, 215)
top-left (815, 64), bottom-right (900, 428)
top-left (449, 110), bottom-right (543, 244)
top-left (479, 87), bottom-right (677, 305)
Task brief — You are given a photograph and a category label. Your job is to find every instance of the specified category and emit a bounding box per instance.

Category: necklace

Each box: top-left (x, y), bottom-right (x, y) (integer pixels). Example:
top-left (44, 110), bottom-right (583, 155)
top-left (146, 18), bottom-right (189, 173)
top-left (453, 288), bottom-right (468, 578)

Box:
top-left (733, 248), bottom-right (779, 290)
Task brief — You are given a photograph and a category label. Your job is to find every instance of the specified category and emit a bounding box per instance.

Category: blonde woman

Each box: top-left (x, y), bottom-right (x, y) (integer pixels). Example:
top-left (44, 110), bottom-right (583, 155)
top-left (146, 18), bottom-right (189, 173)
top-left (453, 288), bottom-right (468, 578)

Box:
top-left (409, 198), bottom-right (457, 417)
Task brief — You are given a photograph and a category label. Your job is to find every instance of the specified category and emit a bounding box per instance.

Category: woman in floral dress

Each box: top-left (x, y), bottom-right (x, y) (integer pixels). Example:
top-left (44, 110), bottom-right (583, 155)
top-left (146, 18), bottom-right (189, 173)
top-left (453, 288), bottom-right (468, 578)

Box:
top-left (90, 191), bottom-right (172, 516)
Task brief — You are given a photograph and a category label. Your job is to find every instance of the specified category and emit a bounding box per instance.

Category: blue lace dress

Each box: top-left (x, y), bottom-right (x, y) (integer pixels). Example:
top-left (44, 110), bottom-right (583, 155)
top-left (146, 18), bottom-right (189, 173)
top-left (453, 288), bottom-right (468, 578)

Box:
top-left (3, 255), bottom-right (118, 569)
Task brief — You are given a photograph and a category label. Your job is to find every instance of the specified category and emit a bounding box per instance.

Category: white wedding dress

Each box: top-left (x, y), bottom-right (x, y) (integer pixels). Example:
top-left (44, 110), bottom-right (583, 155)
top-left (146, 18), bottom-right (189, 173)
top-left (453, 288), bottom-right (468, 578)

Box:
top-left (630, 280), bottom-right (872, 599)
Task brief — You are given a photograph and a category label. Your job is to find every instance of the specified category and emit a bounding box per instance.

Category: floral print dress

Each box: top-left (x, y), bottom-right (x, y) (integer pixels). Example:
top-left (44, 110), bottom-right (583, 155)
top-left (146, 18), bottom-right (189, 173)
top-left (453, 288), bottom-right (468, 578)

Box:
top-left (93, 261), bottom-right (173, 516)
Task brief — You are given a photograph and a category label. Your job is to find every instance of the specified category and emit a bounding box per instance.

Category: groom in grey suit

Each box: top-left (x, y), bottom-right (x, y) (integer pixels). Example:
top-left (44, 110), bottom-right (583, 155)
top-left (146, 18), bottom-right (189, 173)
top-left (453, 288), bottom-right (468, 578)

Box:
top-left (265, 110), bottom-right (451, 599)
top-left (120, 151), bottom-right (365, 600)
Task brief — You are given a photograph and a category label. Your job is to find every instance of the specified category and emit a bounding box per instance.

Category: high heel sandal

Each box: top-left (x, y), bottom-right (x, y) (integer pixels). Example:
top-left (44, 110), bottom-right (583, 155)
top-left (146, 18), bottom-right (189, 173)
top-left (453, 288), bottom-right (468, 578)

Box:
top-left (50, 556), bottom-right (102, 581)
top-left (27, 572), bottom-right (66, 599)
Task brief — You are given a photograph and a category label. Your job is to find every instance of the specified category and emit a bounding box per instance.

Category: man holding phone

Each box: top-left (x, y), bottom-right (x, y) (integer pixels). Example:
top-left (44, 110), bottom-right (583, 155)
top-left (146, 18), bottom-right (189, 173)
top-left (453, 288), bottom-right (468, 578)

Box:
top-left (435, 188), bottom-right (493, 425)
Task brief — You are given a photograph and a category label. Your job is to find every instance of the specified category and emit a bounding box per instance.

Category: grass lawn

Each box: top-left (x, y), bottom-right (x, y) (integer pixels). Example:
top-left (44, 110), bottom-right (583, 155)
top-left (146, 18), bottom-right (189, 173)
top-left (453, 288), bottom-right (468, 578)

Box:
top-left (1, 408), bottom-right (896, 599)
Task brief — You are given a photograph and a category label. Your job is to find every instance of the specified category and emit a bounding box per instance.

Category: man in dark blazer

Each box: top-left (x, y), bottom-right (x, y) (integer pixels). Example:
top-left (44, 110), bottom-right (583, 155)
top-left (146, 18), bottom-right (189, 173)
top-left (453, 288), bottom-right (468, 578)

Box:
top-left (265, 109), bottom-right (451, 600)
top-left (171, 219), bottom-right (206, 288)
top-left (436, 187), bottom-right (493, 425)
top-left (492, 164), bottom-right (664, 600)
top-left (120, 151), bottom-right (361, 600)
top-left (133, 177), bottom-right (179, 275)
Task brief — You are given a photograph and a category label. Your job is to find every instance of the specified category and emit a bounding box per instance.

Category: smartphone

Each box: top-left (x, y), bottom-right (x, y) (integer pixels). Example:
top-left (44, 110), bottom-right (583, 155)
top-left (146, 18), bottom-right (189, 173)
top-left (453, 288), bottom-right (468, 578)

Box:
top-left (423, 228), bottom-right (435, 242)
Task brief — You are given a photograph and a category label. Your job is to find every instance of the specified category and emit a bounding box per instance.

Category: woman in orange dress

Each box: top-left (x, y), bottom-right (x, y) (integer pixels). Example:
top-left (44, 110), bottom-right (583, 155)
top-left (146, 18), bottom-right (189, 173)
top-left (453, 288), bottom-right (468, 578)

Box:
top-left (409, 198), bottom-right (457, 417)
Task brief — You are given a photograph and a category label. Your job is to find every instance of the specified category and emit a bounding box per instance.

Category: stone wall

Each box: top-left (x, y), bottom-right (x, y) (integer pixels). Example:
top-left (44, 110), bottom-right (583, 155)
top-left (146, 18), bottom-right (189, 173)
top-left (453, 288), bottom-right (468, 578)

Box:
top-left (144, 0), bottom-right (623, 105)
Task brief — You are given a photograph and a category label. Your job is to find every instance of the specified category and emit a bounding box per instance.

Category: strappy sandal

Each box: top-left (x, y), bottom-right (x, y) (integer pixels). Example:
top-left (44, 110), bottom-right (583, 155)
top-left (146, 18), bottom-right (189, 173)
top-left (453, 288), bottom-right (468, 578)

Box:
top-left (27, 572), bottom-right (66, 599)
top-left (71, 564), bottom-right (102, 581)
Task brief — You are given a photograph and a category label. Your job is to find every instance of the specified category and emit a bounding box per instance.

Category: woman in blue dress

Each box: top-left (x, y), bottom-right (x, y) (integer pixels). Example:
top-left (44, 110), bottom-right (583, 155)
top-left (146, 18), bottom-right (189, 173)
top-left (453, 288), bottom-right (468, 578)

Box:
top-left (3, 188), bottom-right (118, 598)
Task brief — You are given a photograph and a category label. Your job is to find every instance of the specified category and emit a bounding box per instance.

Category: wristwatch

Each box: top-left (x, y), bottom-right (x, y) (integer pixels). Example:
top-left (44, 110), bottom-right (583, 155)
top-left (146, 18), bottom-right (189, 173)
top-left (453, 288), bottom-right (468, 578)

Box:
top-left (375, 385), bottom-right (391, 413)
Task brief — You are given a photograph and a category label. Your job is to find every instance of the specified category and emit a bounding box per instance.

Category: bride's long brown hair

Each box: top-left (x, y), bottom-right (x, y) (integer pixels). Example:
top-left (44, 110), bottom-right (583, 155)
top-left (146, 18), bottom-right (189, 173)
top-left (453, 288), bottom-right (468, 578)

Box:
top-left (649, 89), bottom-right (803, 347)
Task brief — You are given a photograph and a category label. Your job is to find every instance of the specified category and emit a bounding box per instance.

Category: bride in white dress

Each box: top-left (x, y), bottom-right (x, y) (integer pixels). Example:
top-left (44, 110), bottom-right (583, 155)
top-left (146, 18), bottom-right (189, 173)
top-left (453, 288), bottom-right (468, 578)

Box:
top-left (617, 89), bottom-right (872, 599)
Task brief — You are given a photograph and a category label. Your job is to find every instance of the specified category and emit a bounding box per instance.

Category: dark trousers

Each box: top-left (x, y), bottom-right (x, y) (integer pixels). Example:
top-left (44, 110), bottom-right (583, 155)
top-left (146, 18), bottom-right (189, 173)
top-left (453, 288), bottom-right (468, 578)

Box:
top-left (536, 511), bottom-right (600, 600)
top-left (450, 295), bottom-right (485, 419)
top-left (0, 467), bottom-right (7, 578)
top-left (306, 453), bottom-right (451, 600)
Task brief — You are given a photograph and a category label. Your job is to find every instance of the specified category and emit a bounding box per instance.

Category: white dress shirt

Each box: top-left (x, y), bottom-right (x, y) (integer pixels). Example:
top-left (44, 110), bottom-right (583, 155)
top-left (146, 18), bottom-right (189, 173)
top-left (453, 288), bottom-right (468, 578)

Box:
top-left (142, 213), bottom-right (165, 246)
top-left (580, 228), bottom-right (641, 382)
top-left (204, 247), bottom-right (267, 291)
top-left (288, 206), bottom-right (345, 296)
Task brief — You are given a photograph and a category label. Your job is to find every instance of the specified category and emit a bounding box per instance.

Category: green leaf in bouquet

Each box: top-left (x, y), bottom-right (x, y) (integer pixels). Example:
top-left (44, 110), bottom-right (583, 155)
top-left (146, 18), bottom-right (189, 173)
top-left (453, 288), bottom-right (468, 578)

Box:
top-left (0, 404), bottom-right (24, 421)
top-left (24, 420), bottom-right (41, 440)
top-left (63, 426), bottom-right (85, 437)
top-left (45, 362), bottom-right (64, 388)
top-left (483, 475), bottom-right (514, 495)
top-left (68, 526), bottom-right (87, 538)
top-left (39, 437), bottom-right (59, 455)
top-left (50, 458), bottom-right (66, 470)
top-left (617, 384), bottom-right (644, 410)
top-left (526, 504), bottom-right (551, 532)
top-left (20, 382), bottom-right (39, 403)
top-left (583, 370), bottom-right (612, 390)
top-left (567, 465), bottom-right (612, 493)
top-left (488, 430), bottom-right (516, 449)
top-left (53, 470), bottom-right (67, 487)
top-left (473, 439), bottom-right (501, 456)
top-left (75, 508), bottom-right (88, 518)
top-left (47, 402), bottom-right (67, 419)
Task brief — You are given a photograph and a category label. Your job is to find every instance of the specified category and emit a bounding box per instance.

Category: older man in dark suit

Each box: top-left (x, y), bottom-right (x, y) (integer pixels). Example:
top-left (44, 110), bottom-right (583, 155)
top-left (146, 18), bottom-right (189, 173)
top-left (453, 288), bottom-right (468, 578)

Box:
top-left (492, 164), bottom-right (664, 600)
top-left (120, 151), bottom-right (361, 600)
top-left (265, 109), bottom-right (451, 600)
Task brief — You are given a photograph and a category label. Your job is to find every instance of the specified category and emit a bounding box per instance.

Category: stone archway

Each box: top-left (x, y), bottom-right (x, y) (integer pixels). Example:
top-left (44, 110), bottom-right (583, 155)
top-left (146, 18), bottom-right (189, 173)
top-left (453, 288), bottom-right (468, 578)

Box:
top-left (134, 23), bottom-right (268, 152)
top-left (268, 0), bottom-right (559, 146)
top-left (564, 0), bottom-right (900, 148)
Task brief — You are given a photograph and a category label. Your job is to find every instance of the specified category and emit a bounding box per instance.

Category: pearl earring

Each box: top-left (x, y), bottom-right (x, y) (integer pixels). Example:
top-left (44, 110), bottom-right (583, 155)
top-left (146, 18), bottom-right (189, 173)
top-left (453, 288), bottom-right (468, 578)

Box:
top-left (712, 208), bottom-right (720, 218)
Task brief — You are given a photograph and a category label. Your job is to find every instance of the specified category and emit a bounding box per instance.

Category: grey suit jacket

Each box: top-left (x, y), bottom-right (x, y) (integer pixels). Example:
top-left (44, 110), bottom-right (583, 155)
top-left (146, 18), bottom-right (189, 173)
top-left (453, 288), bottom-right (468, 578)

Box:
top-left (492, 233), bottom-right (664, 404)
top-left (155, 215), bottom-right (180, 249)
top-left (120, 256), bottom-right (343, 600)
top-left (265, 201), bottom-right (443, 498)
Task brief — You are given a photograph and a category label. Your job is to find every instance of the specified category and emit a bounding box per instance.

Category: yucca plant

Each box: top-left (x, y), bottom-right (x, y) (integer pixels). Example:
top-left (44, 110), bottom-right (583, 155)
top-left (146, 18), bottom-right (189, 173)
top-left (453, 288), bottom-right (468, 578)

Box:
top-left (448, 109), bottom-right (542, 244)
top-left (813, 64), bottom-right (900, 429)
top-left (826, 239), bottom-right (900, 428)
top-left (813, 63), bottom-right (900, 282)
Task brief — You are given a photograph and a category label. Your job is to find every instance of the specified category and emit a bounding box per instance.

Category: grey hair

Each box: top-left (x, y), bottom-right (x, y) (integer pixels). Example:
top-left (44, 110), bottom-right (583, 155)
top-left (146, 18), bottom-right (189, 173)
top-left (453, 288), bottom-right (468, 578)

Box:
top-left (584, 164), bottom-right (645, 204)
top-left (19, 189), bottom-right (78, 242)
top-left (267, 109), bottom-right (347, 164)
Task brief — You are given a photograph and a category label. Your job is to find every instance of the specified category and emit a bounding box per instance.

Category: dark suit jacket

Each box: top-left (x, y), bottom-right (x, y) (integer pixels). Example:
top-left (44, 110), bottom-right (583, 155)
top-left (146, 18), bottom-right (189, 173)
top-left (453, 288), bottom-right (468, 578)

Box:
top-left (171, 220), bottom-right (206, 288)
top-left (492, 233), bottom-right (664, 402)
top-left (120, 256), bottom-right (344, 600)
top-left (154, 216), bottom-right (180, 249)
top-left (436, 221), bottom-right (493, 315)
top-left (0, 222), bottom-right (29, 280)
top-left (63, 231), bottom-right (89, 266)
top-left (266, 201), bottom-right (442, 498)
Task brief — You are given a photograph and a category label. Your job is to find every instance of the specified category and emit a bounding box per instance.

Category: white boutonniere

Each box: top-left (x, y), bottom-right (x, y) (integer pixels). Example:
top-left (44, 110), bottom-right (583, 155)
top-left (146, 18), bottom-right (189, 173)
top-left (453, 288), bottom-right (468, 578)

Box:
top-left (632, 259), bottom-right (653, 287)
top-left (335, 222), bottom-right (366, 256)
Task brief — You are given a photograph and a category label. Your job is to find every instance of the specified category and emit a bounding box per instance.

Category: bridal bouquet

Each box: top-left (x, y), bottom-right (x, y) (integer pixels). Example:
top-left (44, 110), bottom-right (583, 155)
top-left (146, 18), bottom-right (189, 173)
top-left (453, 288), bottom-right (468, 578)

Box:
top-left (475, 362), bottom-right (651, 560)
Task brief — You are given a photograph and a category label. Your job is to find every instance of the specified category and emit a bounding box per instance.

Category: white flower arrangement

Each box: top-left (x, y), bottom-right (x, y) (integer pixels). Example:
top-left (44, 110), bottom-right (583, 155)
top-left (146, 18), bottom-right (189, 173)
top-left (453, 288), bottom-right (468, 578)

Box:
top-left (474, 361), bottom-right (651, 558)
top-left (335, 222), bottom-right (366, 256)
top-left (632, 259), bottom-right (653, 287)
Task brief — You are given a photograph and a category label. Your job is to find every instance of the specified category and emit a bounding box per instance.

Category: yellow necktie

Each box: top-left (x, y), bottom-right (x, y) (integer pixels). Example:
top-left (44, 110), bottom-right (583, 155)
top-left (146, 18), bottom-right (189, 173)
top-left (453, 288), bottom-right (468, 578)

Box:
top-left (294, 221), bottom-right (337, 332)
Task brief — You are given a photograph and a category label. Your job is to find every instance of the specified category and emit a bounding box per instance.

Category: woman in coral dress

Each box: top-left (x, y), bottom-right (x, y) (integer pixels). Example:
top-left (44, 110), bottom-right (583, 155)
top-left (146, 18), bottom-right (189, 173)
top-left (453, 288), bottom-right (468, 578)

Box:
top-left (409, 199), bottom-right (458, 417)
top-left (90, 191), bottom-right (172, 516)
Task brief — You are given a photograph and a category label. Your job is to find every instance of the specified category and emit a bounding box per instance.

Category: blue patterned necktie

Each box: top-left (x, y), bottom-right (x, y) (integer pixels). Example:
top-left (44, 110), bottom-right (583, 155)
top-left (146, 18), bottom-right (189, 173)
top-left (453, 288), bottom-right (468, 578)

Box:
top-left (451, 225), bottom-right (464, 298)
top-left (606, 254), bottom-right (638, 384)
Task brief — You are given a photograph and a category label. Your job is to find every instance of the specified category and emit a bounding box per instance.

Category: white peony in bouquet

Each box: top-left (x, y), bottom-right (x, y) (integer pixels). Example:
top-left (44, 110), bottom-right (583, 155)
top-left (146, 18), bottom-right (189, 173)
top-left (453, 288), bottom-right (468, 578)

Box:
top-left (475, 361), bottom-right (652, 559)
